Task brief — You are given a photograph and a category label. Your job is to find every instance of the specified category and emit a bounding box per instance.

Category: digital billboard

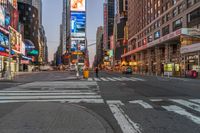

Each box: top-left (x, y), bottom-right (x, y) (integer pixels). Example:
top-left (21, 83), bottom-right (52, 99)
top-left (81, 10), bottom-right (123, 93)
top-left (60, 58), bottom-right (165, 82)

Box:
top-left (71, 38), bottom-right (86, 52)
top-left (71, 12), bottom-right (86, 37)
top-left (71, 0), bottom-right (85, 11)
top-left (0, 6), bottom-right (5, 27)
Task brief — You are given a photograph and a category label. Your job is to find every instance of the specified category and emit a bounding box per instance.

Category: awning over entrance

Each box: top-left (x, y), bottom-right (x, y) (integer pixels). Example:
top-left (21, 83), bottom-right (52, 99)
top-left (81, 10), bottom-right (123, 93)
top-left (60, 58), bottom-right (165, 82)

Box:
top-left (181, 43), bottom-right (200, 54)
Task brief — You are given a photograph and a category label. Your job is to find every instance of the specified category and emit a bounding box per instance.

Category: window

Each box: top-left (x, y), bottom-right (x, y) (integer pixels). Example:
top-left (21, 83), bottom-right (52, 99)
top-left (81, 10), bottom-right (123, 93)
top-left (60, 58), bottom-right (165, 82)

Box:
top-left (154, 31), bottom-right (160, 39)
top-left (188, 7), bottom-right (200, 22)
top-left (172, 0), bottom-right (177, 5)
top-left (173, 18), bottom-right (183, 31)
top-left (162, 25), bottom-right (170, 36)
top-left (173, 7), bottom-right (178, 17)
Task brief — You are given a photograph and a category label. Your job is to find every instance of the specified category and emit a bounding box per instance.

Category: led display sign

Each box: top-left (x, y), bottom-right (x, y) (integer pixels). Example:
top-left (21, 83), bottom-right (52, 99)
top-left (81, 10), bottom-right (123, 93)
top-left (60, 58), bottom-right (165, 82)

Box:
top-left (71, 0), bottom-right (85, 11)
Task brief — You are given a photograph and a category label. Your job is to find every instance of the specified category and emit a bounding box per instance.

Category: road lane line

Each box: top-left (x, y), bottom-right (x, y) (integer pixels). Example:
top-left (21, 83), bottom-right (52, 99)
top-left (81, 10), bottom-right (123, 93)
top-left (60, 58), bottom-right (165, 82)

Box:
top-left (0, 95), bottom-right (102, 100)
top-left (107, 101), bottom-right (142, 133)
top-left (122, 77), bottom-right (137, 81)
top-left (0, 90), bottom-right (95, 93)
top-left (162, 105), bottom-right (200, 124)
top-left (106, 77), bottom-right (116, 81)
top-left (100, 77), bottom-right (109, 81)
top-left (150, 99), bottom-right (163, 102)
top-left (170, 99), bottom-right (200, 113)
top-left (0, 99), bottom-right (105, 104)
top-left (129, 100), bottom-right (153, 109)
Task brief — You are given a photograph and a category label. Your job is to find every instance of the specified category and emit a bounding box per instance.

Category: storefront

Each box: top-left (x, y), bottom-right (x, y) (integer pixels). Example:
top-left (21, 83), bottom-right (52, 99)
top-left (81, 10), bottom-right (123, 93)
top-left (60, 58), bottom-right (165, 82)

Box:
top-left (181, 43), bottom-right (200, 78)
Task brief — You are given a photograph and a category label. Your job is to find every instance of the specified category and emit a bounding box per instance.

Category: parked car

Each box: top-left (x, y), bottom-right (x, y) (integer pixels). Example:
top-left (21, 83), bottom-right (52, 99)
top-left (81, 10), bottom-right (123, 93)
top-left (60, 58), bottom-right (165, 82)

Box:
top-left (122, 66), bottom-right (132, 74)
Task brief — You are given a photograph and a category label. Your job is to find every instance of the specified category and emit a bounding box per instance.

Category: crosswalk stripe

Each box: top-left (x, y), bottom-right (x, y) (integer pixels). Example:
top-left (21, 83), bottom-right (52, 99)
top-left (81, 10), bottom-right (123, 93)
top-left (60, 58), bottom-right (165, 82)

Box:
top-left (88, 78), bottom-right (93, 81)
top-left (190, 99), bottom-right (200, 105)
top-left (170, 99), bottom-right (200, 113)
top-left (94, 78), bottom-right (101, 81)
top-left (106, 77), bottom-right (116, 81)
top-left (162, 105), bottom-right (200, 124)
top-left (100, 77), bottom-right (109, 81)
top-left (0, 99), bottom-right (105, 104)
top-left (122, 77), bottom-right (137, 81)
top-left (0, 95), bottom-right (102, 100)
top-left (131, 77), bottom-right (145, 81)
top-left (112, 77), bottom-right (122, 81)
top-left (0, 92), bottom-right (98, 96)
top-left (129, 100), bottom-right (153, 109)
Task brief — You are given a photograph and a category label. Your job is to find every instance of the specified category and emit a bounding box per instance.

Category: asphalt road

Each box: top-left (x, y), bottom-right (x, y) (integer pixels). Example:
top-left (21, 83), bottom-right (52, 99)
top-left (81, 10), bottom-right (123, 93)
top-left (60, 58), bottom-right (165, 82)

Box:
top-left (0, 71), bottom-right (200, 133)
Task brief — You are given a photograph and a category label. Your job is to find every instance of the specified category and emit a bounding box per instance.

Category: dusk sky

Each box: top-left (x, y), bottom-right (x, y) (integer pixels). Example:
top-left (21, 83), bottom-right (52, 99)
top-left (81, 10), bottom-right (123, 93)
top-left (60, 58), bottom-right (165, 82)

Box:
top-left (42, 0), bottom-right (103, 64)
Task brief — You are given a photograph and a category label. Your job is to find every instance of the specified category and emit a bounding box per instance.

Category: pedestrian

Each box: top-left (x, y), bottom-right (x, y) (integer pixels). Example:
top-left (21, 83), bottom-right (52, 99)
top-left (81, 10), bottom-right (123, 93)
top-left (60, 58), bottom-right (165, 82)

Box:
top-left (95, 67), bottom-right (99, 77)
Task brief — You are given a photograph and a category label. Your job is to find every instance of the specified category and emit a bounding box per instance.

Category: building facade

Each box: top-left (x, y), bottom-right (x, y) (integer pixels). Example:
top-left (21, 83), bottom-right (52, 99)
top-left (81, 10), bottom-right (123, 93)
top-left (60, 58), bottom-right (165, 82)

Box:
top-left (95, 26), bottom-right (104, 67)
top-left (123, 0), bottom-right (200, 77)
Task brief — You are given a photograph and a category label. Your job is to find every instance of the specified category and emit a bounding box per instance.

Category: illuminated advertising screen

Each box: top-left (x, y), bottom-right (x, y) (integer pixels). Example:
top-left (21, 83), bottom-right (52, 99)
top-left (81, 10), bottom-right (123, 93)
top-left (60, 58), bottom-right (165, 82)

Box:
top-left (0, 6), bottom-right (5, 27)
top-left (71, 12), bottom-right (86, 37)
top-left (71, 0), bottom-right (85, 11)
top-left (71, 38), bottom-right (86, 52)
top-left (0, 32), bottom-right (9, 46)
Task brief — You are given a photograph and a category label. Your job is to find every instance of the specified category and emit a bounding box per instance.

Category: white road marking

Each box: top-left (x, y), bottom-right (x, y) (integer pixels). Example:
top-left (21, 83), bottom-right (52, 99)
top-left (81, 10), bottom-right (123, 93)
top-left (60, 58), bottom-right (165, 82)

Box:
top-left (0, 90), bottom-right (95, 93)
top-left (131, 77), bottom-right (145, 81)
top-left (170, 99), bottom-right (200, 113)
top-left (0, 99), bottom-right (105, 104)
top-left (94, 78), bottom-right (101, 81)
top-left (107, 101), bottom-right (142, 133)
top-left (0, 95), bottom-right (102, 100)
top-left (150, 99), bottom-right (163, 102)
top-left (129, 100), bottom-right (153, 109)
top-left (162, 105), bottom-right (200, 124)
top-left (121, 77), bottom-right (131, 81)
top-left (107, 100), bottom-right (124, 106)
top-left (112, 77), bottom-right (122, 81)
top-left (190, 99), bottom-right (200, 105)
top-left (88, 78), bottom-right (93, 81)
top-left (106, 77), bottom-right (116, 81)
top-left (100, 77), bottom-right (109, 81)
top-left (122, 77), bottom-right (137, 81)
top-left (0, 92), bottom-right (98, 96)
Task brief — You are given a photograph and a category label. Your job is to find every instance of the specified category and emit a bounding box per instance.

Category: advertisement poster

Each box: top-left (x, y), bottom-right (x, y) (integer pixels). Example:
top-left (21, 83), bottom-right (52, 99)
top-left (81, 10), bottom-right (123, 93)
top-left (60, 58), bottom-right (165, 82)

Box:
top-left (71, 38), bottom-right (85, 52)
top-left (71, 12), bottom-right (86, 37)
top-left (0, 6), bottom-right (5, 27)
top-left (0, 32), bottom-right (9, 46)
top-left (71, 0), bottom-right (85, 11)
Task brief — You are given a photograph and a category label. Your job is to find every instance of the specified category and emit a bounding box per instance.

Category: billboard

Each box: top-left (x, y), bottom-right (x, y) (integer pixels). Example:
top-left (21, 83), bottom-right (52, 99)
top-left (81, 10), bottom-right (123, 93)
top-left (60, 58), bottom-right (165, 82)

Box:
top-left (71, 0), bottom-right (85, 11)
top-left (0, 6), bottom-right (5, 27)
top-left (71, 12), bottom-right (86, 37)
top-left (71, 38), bottom-right (86, 52)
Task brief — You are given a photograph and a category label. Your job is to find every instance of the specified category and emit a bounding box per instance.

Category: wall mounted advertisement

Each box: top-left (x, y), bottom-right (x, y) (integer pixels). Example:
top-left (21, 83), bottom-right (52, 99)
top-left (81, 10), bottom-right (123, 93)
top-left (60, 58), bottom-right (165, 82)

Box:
top-left (71, 0), bottom-right (85, 11)
top-left (0, 32), bottom-right (9, 46)
top-left (71, 38), bottom-right (86, 52)
top-left (71, 11), bottom-right (86, 37)
top-left (10, 27), bottom-right (22, 53)
top-left (0, 6), bottom-right (5, 27)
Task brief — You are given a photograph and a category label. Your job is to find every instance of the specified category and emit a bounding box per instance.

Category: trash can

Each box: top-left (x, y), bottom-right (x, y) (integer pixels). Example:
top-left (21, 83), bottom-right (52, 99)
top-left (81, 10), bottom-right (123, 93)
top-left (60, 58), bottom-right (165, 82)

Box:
top-left (83, 70), bottom-right (89, 78)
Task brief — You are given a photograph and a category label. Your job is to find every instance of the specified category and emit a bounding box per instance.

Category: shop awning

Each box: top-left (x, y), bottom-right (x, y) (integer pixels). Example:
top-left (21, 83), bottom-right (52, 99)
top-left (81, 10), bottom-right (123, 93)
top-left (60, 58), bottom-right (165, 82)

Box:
top-left (180, 43), bottom-right (200, 54)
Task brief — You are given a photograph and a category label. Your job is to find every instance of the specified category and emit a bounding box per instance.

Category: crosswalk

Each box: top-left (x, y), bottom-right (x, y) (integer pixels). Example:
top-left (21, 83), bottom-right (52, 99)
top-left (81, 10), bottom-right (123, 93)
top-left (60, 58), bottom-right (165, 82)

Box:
top-left (0, 81), bottom-right (104, 104)
top-left (86, 77), bottom-right (145, 82)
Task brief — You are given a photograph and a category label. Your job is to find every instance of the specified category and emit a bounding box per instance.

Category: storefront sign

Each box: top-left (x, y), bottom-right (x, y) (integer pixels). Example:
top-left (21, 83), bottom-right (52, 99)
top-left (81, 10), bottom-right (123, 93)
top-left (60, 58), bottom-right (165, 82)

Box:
top-left (0, 6), bottom-right (5, 27)
top-left (180, 43), bottom-right (200, 54)
top-left (21, 60), bottom-right (30, 64)
top-left (10, 27), bottom-right (22, 53)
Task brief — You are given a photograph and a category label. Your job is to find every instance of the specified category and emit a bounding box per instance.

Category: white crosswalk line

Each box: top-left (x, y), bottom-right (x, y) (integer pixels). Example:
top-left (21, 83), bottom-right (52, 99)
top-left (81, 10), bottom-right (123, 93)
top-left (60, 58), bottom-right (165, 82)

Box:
top-left (88, 78), bottom-right (93, 81)
top-left (170, 99), bottom-right (200, 113)
top-left (131, 77), bottom-right (145, 81)
top-left (162, 105), bottom-right (200, 124)
top-left (129, 100), bottom-right (153, 109)
top-left (122, 77), bottom-right (137, 81)
top-left (106, 77), bottom-right (116, 81)
top-left (94, 78), bottom-right (101, 81)
top-left (107, 101), bottom-right (142, 133)
top-left (189, 99), bottom-right (200, 105)
top-left (112, 77), bottom-right (122, 81)
top-left (100, 77), bottom-right (109, 81)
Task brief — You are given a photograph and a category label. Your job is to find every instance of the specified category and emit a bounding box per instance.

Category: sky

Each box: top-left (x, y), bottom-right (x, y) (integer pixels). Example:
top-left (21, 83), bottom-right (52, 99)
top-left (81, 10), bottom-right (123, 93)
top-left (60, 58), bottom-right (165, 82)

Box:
top-left (42, 0), bottom-right (103, 64)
